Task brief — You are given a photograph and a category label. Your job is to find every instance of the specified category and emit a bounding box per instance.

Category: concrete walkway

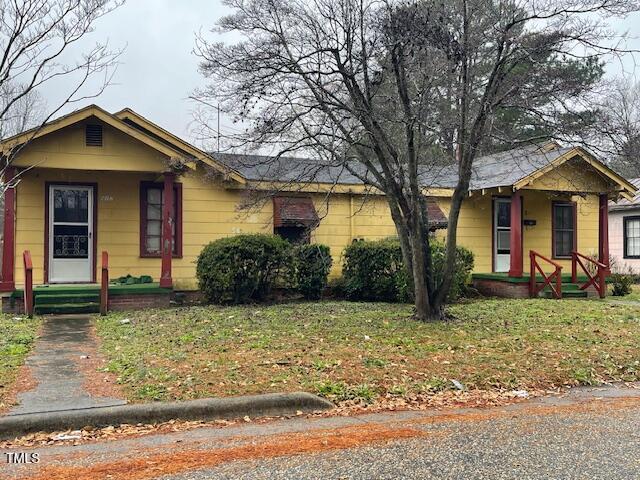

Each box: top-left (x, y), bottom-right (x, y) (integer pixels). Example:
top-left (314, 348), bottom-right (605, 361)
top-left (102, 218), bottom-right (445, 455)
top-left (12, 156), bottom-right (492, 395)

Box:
top-left (7, 315), bottom-right (126, 416)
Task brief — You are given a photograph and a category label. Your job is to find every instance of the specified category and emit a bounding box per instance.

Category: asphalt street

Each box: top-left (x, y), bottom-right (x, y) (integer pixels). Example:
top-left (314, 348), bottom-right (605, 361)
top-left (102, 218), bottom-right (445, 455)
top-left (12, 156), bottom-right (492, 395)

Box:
top-left (4, 385), bottom-right (640, 480)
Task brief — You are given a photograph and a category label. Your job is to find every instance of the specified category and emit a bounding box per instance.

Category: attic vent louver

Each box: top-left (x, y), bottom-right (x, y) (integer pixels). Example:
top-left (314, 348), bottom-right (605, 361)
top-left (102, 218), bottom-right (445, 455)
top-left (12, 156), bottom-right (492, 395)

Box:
top-left (85, 124), bottom-right (103, 147)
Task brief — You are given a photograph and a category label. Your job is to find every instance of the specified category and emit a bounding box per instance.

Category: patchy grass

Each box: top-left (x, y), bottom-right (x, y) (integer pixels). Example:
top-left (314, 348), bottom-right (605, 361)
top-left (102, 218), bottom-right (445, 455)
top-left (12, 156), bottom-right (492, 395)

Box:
top-left (0, 314), bottom-right (40, 408)
top-left (96, 299), bottom-right (640, 405)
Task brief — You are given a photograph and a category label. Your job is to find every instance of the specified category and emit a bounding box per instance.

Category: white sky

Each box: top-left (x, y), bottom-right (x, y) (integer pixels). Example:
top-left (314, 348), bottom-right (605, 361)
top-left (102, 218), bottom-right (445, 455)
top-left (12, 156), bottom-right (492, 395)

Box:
top-left (40, 1), bottom-right (640, 148)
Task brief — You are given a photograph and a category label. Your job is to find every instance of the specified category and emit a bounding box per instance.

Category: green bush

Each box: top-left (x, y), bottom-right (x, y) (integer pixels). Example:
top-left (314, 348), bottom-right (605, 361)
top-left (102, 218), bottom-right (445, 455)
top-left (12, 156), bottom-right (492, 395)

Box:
top-left (196, 234), bottom-right (290, 304)
top-left (342, 238), bottom-right (405, 302)
top-left (292, 243), bottom-right (333, 299)
top-left (341, 238), bottom-right (474, 303)
top-left (610, 273), bottom-right (633, 296)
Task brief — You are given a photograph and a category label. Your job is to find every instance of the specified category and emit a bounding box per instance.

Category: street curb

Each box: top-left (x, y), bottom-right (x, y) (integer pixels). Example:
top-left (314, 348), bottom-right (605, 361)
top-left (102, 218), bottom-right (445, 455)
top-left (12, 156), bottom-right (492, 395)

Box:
top-left (0, 392), bottom-right (334, 440)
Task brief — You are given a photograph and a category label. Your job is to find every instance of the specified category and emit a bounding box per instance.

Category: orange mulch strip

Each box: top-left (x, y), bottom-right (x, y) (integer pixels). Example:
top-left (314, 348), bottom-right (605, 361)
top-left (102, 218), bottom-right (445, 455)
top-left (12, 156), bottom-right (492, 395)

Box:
top-left (0, 363), bottom-right (36, 415)
top-left (414, 394), bottom-right (640, 427)
top-left (76, 323), bottom-right (125, 400)
top-left (25, 423), bottom-right (428, 480)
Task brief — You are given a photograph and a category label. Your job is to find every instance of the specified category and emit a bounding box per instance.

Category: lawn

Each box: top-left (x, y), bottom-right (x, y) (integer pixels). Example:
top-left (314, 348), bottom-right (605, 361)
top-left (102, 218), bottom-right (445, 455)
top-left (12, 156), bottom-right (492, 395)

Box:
top-left (96, 299), bottom-right (640, 406)
top-left (0, 314), bottom-right (40, 410)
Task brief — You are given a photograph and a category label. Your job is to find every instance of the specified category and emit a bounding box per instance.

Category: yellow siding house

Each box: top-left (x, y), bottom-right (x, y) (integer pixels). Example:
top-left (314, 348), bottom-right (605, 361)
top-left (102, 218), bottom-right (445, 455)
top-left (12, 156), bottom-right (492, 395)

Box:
top-left (0, 105), bottom-right (635, 313)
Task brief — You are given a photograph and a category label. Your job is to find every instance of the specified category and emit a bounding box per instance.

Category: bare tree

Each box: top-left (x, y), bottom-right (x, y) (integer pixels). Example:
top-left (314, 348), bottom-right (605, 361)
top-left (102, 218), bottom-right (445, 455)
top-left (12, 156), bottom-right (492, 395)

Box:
top-left (0, 0), bottom-right (124, 185)
top-left (193, 0), bottom-right (638, 320)
top-left (0, 84), bottom-right (46, 138)
top-left (600, 77), bottom-right (640, 177)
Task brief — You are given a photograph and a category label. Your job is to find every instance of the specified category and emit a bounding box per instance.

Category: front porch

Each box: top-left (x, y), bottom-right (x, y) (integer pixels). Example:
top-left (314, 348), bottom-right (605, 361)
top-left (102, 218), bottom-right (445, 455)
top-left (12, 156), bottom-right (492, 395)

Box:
top-left (469, 188), bottom-right (611, 299)
top-left (4, 282), bottom-right (173, 315)
top-left (471, 272), bottom-right (604, 299)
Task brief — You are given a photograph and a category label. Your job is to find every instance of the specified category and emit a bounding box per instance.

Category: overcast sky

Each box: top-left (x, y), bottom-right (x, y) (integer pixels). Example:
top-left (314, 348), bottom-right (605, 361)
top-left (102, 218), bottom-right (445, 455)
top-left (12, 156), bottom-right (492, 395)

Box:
top-left (41, 0), bottom-right (640, 148)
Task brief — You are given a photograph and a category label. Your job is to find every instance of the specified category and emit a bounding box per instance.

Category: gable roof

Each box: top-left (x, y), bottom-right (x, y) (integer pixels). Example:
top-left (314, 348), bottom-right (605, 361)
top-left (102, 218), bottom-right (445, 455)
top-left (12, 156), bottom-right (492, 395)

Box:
top-left (0, 105), bottom-right (243, 182)
top-left (1, 105), bottom-right (188, 161)
top-left (3, 104), bottom-right (633, 199)
top-left (114, 108), bottom-right (245, 183)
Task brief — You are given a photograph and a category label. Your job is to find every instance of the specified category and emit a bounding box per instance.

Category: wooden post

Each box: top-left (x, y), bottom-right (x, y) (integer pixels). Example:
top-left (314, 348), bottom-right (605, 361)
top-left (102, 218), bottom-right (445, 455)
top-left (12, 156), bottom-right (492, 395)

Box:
top-left (1, 167), bottom-right (17, 292)
top-left (509, 191), bottom-right (523, 277)
top-left (529, 251), bottom-right (535, 297)
top-left (571, 252), bottom-right (577, 284)
top-left (160, 172), bottom-right (174, 288)
top-left (556, 267), bottom-right (563, 299)
top-left (23, 250), bottom-right (33, 317)
top-left (598, 193), bottom-right (609, 274)
top-left (100, 251), bottom-right (109, 315)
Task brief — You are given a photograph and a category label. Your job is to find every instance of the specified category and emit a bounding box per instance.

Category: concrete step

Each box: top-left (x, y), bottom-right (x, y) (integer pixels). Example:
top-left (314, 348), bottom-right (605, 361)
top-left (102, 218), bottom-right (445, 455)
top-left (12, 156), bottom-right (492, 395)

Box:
top-left (34, 293), bottom-right (100, 306)
top-left (34, 302), bottom-right (100, 315)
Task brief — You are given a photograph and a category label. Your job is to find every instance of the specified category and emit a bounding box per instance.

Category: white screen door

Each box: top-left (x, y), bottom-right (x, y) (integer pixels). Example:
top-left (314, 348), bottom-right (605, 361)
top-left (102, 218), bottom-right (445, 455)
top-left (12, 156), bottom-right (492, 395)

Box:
top-left (494, 198), bottom-right (511, 272)
top-left (48, 185), bottom-right (93, 283)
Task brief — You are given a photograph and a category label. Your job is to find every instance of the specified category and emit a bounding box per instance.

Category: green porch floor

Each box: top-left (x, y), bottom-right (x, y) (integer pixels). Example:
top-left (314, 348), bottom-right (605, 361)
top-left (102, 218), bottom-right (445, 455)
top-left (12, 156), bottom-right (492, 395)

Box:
top-left (10, 283), bottom-right (172, 315)
top-left (10, 282), bottom-right (172, 299)
top-left (472, 272), bottom-right (594, 284)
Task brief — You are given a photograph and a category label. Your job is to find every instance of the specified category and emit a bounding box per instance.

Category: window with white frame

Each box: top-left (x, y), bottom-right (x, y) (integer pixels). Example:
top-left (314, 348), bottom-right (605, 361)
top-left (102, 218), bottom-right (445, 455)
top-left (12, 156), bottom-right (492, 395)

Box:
top-left (624, 216), bottom-right (640, 258)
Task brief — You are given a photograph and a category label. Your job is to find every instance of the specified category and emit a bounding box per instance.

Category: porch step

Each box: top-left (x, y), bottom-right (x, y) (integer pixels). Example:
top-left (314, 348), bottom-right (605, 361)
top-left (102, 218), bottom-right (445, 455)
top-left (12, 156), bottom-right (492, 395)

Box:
top-left (542, 283), bottom-right (588, 299)
top-left (32, 288), bottom-right (101, 315)
top-left (34, 302), bottom-right (100, 315)
top-left (34, 293), bottom-right (100, 305)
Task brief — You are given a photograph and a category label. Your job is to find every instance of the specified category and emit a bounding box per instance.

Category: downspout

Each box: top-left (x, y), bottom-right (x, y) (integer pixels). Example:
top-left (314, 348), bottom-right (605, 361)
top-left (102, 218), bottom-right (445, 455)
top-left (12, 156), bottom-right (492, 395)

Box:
top-left (349, 193), bottom-right (354, 242)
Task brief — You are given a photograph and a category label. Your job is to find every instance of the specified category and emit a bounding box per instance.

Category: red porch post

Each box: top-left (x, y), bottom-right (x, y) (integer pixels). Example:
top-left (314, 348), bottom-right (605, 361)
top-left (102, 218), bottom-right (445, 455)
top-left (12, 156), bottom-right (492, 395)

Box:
top-left (160, 171), bottom-right (174, 288)
top-left (0, 167), bottom-right (17, 292)
top-left (598, 193), bottom-right (610, 273)
top-left (509, 191), bottom-right (523, 277)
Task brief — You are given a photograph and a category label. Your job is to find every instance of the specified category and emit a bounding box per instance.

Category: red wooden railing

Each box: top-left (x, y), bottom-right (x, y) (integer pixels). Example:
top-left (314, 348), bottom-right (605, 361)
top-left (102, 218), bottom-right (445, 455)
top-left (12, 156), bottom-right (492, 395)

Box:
top-left (571, 251), bottom-right (607, 299)
top-left (100, 251), bottom-right (109, 315)
top-left (529, 250), bottom-right (563, 299)
top-left (23, 250), bottom-right (33, 317)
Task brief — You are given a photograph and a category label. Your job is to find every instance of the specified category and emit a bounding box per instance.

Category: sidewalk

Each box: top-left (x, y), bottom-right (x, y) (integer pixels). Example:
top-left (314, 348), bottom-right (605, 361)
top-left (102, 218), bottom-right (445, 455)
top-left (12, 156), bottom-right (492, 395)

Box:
top-left (7, 315), bottom-right (126, 416)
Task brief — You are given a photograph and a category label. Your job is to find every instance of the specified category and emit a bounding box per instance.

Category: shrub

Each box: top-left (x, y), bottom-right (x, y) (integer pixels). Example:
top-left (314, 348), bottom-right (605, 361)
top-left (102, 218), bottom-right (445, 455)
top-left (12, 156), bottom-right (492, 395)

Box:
top-left (430, 240), bottom-right (475, 301)
top-left (342, 238), bottom-right (405, 302)
top-left (292, 243), bottom-right (333, 299)
top-left (196, 234), bottom-right (290, 304)
top-left (341, 238), bottom-right (474, 303)
top-left (610, 273), bottom-right (633, 297)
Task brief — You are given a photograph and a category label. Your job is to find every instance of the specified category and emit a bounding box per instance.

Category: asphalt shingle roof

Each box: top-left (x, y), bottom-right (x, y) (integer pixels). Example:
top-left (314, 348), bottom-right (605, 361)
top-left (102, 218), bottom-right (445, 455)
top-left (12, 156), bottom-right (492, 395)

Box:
top-left (212, 144), bottom-right (575, 190)
top-left (610, 178), bottom-right (640, 210)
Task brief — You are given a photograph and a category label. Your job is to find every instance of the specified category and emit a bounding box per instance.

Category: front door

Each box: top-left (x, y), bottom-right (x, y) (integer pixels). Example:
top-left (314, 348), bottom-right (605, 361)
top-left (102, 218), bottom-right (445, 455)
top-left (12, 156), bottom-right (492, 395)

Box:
top-left (48, 185), bottom-right (93, 283)
top-left (494, 198), bottom-right (511, 272)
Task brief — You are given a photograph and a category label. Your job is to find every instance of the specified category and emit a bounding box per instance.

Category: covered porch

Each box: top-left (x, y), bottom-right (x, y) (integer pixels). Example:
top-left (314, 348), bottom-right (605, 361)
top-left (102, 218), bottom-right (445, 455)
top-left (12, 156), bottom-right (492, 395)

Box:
top-left (471, 189), bottom-right (612, 299)
top-left (0, 105), bottom-right (210, 314)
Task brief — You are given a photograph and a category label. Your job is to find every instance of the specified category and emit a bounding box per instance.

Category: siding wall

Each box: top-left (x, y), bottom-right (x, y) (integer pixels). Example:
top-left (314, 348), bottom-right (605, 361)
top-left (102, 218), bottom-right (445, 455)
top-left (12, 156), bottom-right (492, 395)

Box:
top-left (13, 168), bottom-right (398, 289)
top-left (609, 209), bottom-right (640, 274)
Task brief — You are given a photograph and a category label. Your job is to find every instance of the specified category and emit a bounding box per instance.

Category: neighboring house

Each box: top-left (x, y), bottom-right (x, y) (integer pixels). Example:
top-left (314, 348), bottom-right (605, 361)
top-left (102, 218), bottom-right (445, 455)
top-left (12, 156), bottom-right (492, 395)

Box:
top-left (609, 178), bottom-right (640, 275)
top-left (0, 105), bottom-right (635, 313)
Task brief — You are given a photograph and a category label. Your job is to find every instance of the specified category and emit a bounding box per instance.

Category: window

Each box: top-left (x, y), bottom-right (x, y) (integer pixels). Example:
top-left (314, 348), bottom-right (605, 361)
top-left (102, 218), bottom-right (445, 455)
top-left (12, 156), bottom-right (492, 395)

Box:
top-left (624, 216), bottom-right (640, 258)
top-left (140, 182), bottom-right (182, 257)
top-left (275, 226), bottom-right (310, 244)
top-left (552, 202), bottom-right (576, 258)
top-left (85, 124), bottom-right (103, 146)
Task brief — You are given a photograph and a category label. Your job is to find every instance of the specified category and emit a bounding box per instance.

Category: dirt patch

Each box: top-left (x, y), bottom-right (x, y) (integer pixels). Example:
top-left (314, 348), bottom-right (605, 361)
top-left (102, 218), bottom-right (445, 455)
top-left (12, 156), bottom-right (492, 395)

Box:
top-left (23, 423), bottom-right (428, 480)
top-left (0, 363), bottom-right (36, 414)
top-left (75, 322), bottom-right (124, 400)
